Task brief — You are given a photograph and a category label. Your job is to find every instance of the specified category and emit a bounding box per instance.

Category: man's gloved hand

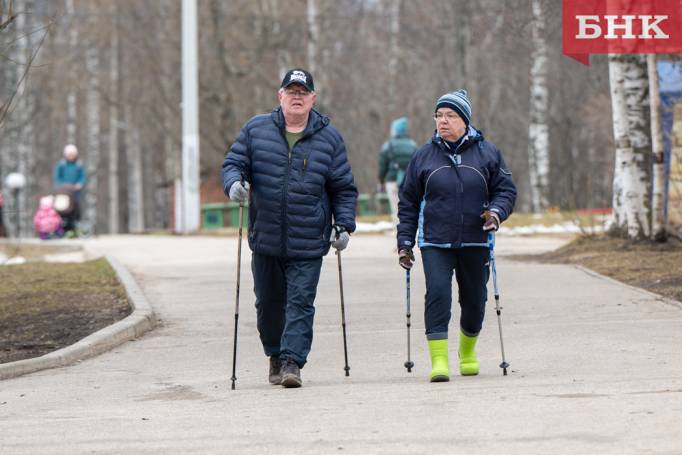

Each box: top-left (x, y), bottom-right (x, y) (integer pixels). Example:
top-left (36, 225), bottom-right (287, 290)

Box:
top-left (481, 210), bottom-right (500, 231)
top-left (229, 180), bottom-right (250, 203)
top-left (331, 225), bottom-right (350, 251)
top-left (398, 248), bottom-right (415, 270)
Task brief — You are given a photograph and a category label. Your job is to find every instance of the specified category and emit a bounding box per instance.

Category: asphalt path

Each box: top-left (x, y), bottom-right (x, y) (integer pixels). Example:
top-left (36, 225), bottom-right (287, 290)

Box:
top-left (1, 234), bottom-right (681, 454)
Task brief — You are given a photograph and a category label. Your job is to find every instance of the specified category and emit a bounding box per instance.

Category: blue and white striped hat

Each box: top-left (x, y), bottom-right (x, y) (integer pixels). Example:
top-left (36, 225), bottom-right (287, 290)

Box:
top-left (435, 89), bottom-right (472, 126)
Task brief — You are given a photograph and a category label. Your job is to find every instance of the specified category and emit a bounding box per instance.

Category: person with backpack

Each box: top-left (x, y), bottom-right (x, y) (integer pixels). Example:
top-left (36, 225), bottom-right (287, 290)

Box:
top-left (397, 90), bottom-right (516, 382)
top-left (378, 117), bottom-right (418, 230)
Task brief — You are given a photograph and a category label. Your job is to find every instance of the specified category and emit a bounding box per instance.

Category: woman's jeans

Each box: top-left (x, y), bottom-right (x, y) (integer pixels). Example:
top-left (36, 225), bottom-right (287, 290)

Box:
top-left (420, 246), bottom-right (490, 340)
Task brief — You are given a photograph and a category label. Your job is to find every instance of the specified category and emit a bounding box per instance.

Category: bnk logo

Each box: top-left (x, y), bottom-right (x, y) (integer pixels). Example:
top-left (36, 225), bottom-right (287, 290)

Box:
top-left (563, 0), bottom-right (682, 65)
top-left (576, 15), bottom-right (669, 39)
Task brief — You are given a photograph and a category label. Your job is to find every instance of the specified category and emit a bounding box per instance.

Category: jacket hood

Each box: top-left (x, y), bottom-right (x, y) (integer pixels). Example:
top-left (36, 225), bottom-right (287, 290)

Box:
top-left (390, 117), bottom-right (409, 138)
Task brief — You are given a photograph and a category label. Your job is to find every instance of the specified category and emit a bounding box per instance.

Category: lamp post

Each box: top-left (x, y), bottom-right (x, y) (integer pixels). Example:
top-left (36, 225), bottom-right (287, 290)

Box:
top-left (4, 172), bottom-right (26, 238)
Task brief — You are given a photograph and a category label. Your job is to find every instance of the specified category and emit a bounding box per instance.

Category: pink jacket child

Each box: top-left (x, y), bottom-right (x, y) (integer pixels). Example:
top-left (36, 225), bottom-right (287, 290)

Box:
top-left (33, 196), bottom-right (63, 239)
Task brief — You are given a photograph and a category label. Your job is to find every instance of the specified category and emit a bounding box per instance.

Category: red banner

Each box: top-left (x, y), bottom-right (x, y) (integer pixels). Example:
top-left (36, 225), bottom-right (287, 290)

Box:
top-left (563, 0), bottom-right (682, 65)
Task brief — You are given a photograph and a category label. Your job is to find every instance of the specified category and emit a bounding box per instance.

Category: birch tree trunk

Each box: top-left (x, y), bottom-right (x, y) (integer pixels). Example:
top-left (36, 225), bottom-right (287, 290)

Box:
top-left (387, 0), bottom-right (401, 114)
top-left (108, 6), bottom-right (119, 234)
top-left (608, 54), bottom-right (652, 239)
top-left (125, 106), bottom-right (144, 232)
top-left (157, 0), bottom-right (175, 229)
top-left (623, 55), bottom-right (652, 239)
top-left (648, 54), bottom-right (666, 241)
top-left (12, 4), bottom-right (32, 237)
top-left (608, 55), bottom-right (628, 232)
top-left (455, 1), bottom-right (470, 84)
top-left (65, 0), bottom-right (77, 144)
top-left (306, 0), bottom-right (318, 76)
top-left (528, 0), bottom-right (550, 213)
top-left (84, 45), bottom-right (99, 234)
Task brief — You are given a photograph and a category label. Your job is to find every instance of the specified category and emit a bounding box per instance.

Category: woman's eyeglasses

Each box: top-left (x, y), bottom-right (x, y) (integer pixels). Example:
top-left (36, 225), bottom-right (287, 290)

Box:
top-left (434, 112), bottom-right (460, 122)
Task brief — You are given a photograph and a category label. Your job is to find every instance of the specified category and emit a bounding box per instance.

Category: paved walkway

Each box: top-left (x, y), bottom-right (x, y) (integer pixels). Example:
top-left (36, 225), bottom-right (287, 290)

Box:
top-left (1, 234), bottom-right (682, 454)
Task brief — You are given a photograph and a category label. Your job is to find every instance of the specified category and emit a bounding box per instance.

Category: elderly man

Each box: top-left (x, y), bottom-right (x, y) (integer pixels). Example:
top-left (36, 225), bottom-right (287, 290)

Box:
top-left (222, 68), bottom-right (358, 388)
top-left (53, 144), bottom-right (86, 233)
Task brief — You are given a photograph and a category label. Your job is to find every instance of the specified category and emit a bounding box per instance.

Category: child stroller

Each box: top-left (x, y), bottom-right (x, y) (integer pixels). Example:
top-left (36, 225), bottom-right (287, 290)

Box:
top-left (53, 185), bottom-right (79, 233)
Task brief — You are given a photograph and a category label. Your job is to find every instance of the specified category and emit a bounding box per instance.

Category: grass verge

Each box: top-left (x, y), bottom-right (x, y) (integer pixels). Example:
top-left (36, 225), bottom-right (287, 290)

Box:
top-left (0, 257), bottom-right (131, 364)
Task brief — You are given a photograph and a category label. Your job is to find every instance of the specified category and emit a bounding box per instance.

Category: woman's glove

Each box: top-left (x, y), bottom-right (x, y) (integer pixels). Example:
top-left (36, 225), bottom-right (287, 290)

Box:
top-left (398, 248), bottom-right (415, 270)
top-left (481, 210), bottom-right (500, 231)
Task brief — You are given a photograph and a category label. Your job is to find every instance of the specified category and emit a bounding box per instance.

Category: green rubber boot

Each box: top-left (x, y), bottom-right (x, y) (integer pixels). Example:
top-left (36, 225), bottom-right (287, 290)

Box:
top-left (428, 339), bottom-right (450, 382)
top-left (458, 331), bottom-right (480, 376)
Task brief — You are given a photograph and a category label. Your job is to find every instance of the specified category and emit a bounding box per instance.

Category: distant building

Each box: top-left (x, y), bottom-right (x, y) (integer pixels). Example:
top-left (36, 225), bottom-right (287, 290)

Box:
top-left (659, 61), bottom-right (682, 232)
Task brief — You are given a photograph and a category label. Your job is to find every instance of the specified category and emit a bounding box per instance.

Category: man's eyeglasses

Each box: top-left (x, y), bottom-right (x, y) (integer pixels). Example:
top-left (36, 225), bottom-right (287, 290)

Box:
top-left (284, 88), bottom-right (311, 97)
top-left (434, 112), bottom-right (460, 122)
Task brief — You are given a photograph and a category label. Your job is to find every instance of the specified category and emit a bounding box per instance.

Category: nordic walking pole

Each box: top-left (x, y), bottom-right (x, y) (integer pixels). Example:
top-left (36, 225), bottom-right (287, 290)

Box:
top-left (404, 269), bottom-right (414, 373)
top-left (489, 233), bottom-right (509, 376)
top-left (336, 249), bottom-right (351, 376)
top-left (230, 201), bottom-right (245, 390)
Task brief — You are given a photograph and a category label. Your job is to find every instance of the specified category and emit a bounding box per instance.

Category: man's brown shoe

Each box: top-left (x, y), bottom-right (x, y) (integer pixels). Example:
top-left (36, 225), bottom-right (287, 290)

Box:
top-left (269, 357), bottom-right (283, 385)
top-left (280, 358), bottom-right (302, 388)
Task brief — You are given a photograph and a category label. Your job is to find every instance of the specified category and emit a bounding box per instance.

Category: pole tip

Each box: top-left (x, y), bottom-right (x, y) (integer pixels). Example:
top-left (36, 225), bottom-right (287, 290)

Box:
top-left (500, 361), bottom-right (510, 376)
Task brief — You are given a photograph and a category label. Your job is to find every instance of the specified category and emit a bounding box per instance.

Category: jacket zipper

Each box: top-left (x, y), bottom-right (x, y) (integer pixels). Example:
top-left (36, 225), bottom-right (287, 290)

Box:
top-left (280, 132), bottom-right (293, 257)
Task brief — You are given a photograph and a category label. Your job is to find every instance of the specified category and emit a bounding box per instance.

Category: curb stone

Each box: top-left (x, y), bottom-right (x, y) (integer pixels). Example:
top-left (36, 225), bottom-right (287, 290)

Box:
top-left (0, 254), bottom-right (156, 380)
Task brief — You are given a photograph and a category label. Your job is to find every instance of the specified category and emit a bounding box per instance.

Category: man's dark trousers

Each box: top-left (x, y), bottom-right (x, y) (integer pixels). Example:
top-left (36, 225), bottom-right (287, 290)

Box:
top-left (251, 253), bottom-right (323, 367)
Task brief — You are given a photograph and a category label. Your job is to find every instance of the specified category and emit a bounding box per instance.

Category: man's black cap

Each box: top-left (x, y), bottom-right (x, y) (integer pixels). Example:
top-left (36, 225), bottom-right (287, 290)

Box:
top-left (280, 68), bottom-right (315, 92)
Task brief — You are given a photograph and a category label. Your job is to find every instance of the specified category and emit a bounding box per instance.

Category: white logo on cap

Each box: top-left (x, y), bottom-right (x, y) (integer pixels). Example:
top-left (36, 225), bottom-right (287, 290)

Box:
top-left (290, 70), bottom-right (307, 84)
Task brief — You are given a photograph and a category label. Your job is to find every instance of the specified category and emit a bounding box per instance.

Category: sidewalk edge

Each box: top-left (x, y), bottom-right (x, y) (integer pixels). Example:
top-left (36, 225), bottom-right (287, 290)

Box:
top-left (574, 265), bottom-right (682, 310)
top-left (0, 254), bottom-right (156, 381)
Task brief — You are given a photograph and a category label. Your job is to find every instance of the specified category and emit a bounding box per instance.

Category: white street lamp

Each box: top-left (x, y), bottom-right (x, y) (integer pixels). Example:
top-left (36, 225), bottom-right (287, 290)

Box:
top-left (4, 172), bottom-right (26, 238)
top-left (5, 172), bottom-right (26, 190)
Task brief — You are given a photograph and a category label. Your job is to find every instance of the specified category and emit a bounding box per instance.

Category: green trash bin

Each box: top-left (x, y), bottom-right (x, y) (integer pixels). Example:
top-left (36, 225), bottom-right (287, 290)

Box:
top-left (375, 192), bottom-right (390, 215)
top-left (357, 194), bottom-right (371, 216)
top-left (202, 203), bottom-right (226, 230)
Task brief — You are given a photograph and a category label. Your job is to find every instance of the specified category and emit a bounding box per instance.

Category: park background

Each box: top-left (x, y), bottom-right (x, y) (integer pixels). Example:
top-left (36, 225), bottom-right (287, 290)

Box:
top-left (1, 0), bottom-right (681, 239)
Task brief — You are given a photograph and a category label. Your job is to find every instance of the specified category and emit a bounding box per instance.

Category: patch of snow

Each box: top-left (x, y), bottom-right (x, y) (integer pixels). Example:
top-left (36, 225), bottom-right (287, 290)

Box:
top-left (498, 223), bottom-right (604, 236)
top-left (355, 221), bottom-right (394, 233)
top-left (4, 256), bottom-right (27, 265)
top-left (354, 220), bottom-right (605, 236)
top-left (43, 251), bottom-right (88, 263)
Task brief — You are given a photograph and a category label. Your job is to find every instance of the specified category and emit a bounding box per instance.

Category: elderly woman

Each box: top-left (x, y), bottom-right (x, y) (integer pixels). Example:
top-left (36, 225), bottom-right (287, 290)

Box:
top-left (397, 89), bottom-right (517, 382)
top-left (53, 144), bottom-right (86, 233)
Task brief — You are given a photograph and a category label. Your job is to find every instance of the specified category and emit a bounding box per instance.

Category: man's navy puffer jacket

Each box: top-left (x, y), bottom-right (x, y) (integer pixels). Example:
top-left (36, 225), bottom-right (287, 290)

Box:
top-left (222, 107), bottom-right (358, 259)
top-left (397, 127), bottom-right (516, 250)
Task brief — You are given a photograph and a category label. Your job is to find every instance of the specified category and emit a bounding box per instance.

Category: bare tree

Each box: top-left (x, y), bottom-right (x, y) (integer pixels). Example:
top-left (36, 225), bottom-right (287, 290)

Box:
top-left (0, 0), bottom-right (16, 31)
top-left (1, 1), bottom-right (623, 236)
top-left (648, 54), bottom-right (666, 241)
top-left (608, 54), bottom-right (652, 239)
top-left (107, 2), bottom-right (120, 233)
top-left (528, 0), bottom-right (550, 213)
